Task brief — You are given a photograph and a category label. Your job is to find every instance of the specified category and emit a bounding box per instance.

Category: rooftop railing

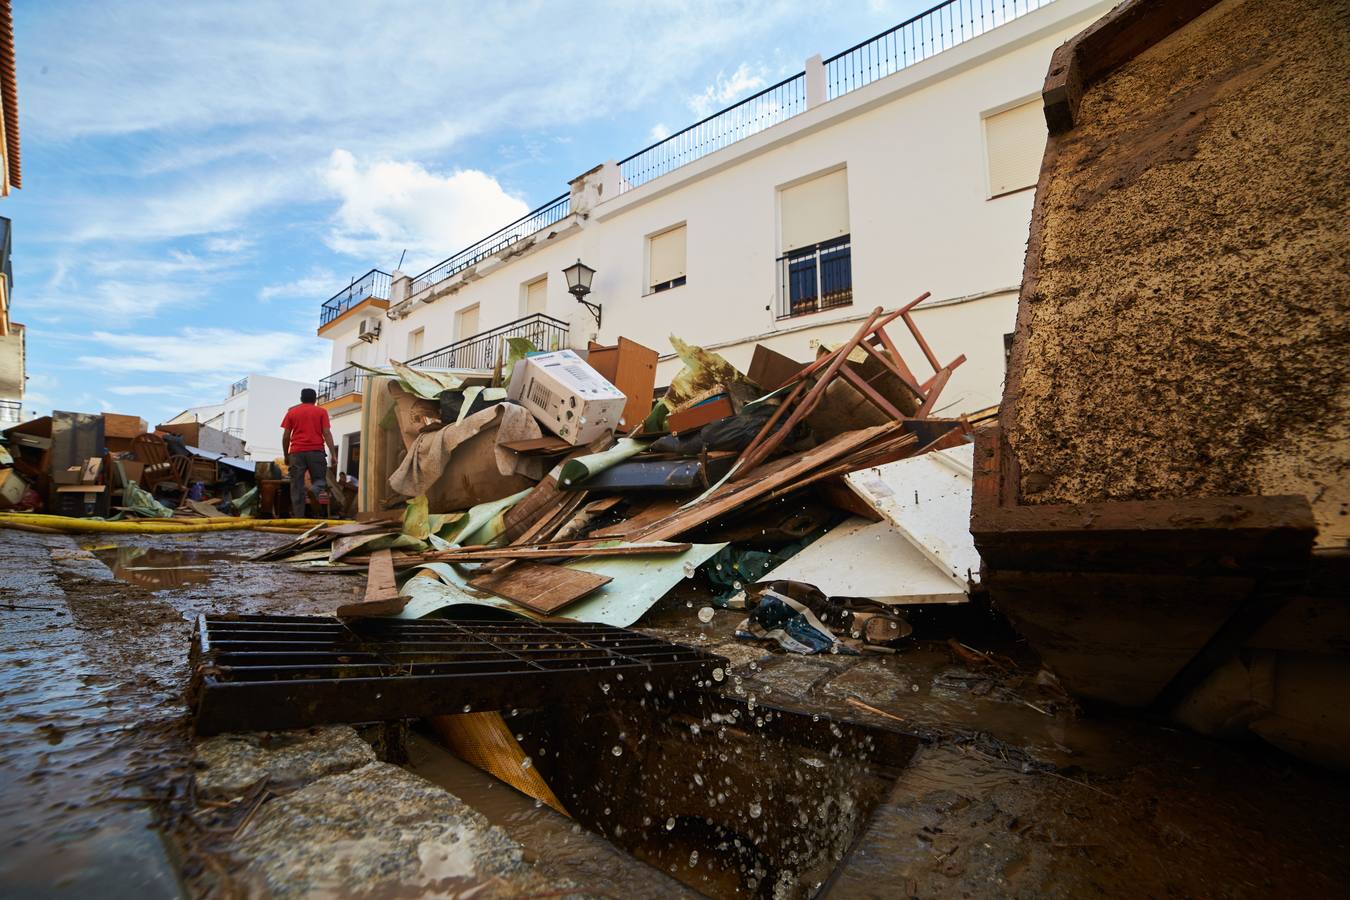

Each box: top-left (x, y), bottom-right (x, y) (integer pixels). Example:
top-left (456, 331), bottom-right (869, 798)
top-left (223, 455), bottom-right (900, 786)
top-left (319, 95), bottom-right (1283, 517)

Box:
top-left (618, 73), bottom-right (807, 192)
top-left (228, 377), bottom-right (249, 397)
top-left (825, 0), bottom-right (1053, 98)
top-left (317, 365), bottom-right (367, 404)
top-left (0, 398), bottom-right (22, 425)
top-left (410, 194), bottom-right (572, 296)
top-left (320, 269), bottom-right (391, 329)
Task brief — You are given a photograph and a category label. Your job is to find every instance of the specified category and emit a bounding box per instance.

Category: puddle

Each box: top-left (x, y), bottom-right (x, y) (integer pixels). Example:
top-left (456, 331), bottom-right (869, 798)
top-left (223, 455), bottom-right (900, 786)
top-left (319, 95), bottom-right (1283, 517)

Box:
top-left (85, 545), bottom-right (237, 591)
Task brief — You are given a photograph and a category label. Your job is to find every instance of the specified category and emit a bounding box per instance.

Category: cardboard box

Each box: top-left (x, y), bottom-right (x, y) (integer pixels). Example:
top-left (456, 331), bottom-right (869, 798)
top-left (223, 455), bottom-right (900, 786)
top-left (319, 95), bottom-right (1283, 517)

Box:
top-left (0, 468), bottom-right (29, 508)
top-left (507, 350), bottom-right (626, 445)
top-left (103, 413), bottom-right (148, 440)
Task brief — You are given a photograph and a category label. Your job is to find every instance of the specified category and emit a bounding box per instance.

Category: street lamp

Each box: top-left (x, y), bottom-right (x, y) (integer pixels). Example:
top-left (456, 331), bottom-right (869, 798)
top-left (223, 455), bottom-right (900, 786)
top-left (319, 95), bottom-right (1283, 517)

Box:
top-left (562, 258), bottom-right (600, 329)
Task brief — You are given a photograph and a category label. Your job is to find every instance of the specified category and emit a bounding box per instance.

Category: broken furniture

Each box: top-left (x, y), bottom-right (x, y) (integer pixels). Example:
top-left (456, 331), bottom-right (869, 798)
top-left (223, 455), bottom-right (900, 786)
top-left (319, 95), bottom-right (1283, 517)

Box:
top-left (585, 337), bottom-right (658, 433)
top-left (133, 433), bottom-right (190, 494)
top-left (731, 299), bottom-right (965, 478)
top-left (189, 614), bottom-right (727, 735)
top-left (507, 349), bottom-right (627, 445)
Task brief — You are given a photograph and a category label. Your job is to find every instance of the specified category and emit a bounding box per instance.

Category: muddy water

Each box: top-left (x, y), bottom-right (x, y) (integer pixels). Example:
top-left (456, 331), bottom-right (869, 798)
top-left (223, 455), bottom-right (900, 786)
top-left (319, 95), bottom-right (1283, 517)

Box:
top-left (405, 730), bottom-right (697, 898)
top-left (85, 544), bottom-right (239, 590)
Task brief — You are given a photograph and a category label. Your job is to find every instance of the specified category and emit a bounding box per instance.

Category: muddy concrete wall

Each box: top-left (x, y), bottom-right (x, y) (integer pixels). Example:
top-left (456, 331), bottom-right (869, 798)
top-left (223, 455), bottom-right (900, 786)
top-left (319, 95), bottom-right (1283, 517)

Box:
top-left (1007, 0), bottom-right (1350, 546)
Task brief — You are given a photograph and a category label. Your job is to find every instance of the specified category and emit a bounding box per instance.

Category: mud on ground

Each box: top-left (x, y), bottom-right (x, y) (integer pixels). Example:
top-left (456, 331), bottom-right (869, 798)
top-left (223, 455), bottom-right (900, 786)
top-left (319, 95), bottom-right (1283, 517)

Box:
top-left (2, 530), bottom-right (1349, 898)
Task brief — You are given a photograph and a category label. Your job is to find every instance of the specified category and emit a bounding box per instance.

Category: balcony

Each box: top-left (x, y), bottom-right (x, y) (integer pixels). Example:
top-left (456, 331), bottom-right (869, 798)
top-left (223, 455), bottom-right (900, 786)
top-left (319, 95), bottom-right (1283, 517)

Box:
top-left (410, 195), bottom-right (571, 296)
top-left (407, 313), bottom-right (570, 370)
top-left (0, 398), bottom-right (21, 426)
top-left (317, 364), bottom-right (367, 405)
top-left (317, 314), bottom-right (571, 408)
top-left (228, 377), bottom-right (249, 397)
top-left (320, 269), bottom-right (392, 329)
top-left (777, 236), bottom-right (853, 319)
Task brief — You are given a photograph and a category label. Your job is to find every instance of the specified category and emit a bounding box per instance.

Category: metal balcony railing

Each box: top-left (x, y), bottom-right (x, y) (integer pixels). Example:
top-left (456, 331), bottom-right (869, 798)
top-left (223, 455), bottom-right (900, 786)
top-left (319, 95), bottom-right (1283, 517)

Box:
top-left (619, 74), bottom-right (807, 192)
top-left (406, 313), bottom-right (570, 372)
top-left (317, 365), bottom-right (367, 404)
top-left (825, 0), bottom-right (1053, 98)
top-left (410, 195), bottom-right (572, 296)
top-left (617, 0), bottom-right (1054, 193)
top-left (0, 398), bottom-right (22, 425)
top-left (320, 269), bottom-right (392, 329)
top-left (228, 377), bottom-right (249, 397)
top-left (777, 236), bottom-right (853, 319)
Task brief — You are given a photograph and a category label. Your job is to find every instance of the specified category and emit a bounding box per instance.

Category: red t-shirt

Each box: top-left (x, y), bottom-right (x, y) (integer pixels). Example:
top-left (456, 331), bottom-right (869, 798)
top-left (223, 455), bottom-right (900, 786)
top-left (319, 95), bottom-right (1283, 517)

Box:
top-left (281, 403), bottom-right (330, 453)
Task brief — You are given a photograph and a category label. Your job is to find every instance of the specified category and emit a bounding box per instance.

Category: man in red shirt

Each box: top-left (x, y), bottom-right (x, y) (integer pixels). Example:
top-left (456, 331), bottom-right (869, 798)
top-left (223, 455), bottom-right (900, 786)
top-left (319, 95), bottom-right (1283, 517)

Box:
top-left (281, 388), bottom-right (337, 516)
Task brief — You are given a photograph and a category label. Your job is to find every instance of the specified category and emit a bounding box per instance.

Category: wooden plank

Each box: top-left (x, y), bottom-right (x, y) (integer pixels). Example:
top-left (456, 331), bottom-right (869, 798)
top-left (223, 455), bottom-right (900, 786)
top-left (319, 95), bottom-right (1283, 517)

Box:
top-left (499, 436), bottom-right (573, 455)
top-left (364, 549), bottom-right (400, 603)
top-left (637, 424), bottom-right (902, 542)
top-left (468, 562), bottom-right (612, 615)
top-left (422, 541), bottom-right (693, 563)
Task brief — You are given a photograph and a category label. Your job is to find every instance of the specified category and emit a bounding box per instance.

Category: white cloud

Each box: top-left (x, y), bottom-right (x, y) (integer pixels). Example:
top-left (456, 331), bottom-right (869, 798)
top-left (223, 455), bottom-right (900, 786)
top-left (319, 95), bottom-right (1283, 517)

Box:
top-left (688, 63), bottom-right (768, 117)
top-left (78, 327), bottom-right (331, 386)
top-left (108, 385), bottom-right (190, 396)
top-left (259, 269), bottom-right (338, 303)
top-left (204, 235), bottom-right (254, 254)
top-left (323, 149), bottom-right (530, 269)
top-left (649, 123), bottom-right (671, 141)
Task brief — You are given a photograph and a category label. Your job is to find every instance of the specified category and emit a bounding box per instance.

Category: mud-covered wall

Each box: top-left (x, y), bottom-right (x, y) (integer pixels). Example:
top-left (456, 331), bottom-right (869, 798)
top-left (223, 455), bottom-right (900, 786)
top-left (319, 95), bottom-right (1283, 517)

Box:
top-left (1008, 0), bottom-right (1350, 546)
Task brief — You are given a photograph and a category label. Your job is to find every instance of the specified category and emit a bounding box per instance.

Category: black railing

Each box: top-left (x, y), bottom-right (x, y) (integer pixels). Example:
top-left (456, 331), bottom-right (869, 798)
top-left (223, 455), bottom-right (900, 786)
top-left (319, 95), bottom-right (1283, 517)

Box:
top-left (410, 195), bottom-right (572, 295)
top-left (826, 0), bottom-right (1053, 98)
top-left (406, 313), bottom-right (570, 372)
top-left (320, 269), bottom-right (391, 328)
top-left (777, 236), bottom-right (853, 319)
top-left (0, 398), bottom-right (22, 425)
top-left (228, 377), bottom-right (249, 397)
top-left (317, 365), bottom-right (366, 403)
top-left (619, 74), bottom-right (807, 193)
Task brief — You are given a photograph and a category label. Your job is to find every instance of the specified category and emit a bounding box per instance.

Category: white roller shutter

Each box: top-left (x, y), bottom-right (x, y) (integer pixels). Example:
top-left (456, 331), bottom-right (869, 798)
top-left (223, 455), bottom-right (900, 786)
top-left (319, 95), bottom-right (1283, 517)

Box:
top-left (525, 277), bottom-right (547, 314)
top-left (648, 225), bottom-right (687, 287)
top-left (780, 168), bottom-right (850, 253)
top-left (984, 99), bottom-right (1046, 197)
top-left (456, 304), bottom-right (479, 339)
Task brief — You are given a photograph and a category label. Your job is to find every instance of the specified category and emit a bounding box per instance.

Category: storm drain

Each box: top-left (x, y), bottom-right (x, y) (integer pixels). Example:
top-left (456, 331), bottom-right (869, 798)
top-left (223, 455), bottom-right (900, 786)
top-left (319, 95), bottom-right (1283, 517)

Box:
top-left (189, 614), bottom-right (726, 735)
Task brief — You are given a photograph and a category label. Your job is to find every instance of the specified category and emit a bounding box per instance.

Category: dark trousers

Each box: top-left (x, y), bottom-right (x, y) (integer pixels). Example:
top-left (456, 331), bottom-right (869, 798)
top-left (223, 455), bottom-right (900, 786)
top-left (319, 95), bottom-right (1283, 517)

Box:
top-left (288, 451), bottom-right (328, 516)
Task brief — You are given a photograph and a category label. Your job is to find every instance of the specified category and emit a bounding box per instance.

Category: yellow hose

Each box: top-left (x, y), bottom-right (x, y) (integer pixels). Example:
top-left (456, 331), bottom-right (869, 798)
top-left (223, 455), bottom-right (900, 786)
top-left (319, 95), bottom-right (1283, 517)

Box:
top-left (0, 514), bottom-right (344, 535)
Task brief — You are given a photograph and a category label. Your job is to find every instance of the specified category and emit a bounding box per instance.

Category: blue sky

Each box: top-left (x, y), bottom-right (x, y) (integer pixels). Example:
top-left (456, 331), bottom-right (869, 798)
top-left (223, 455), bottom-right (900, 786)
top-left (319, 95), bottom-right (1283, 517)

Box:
top-left (8, 0), bottom-right (933, 425)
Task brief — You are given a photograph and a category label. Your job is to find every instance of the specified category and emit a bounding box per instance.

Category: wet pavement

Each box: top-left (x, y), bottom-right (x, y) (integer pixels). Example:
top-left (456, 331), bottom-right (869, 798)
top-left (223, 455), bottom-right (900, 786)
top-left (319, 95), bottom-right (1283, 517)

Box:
top-left (1, 528), bottom-right (1348, 898)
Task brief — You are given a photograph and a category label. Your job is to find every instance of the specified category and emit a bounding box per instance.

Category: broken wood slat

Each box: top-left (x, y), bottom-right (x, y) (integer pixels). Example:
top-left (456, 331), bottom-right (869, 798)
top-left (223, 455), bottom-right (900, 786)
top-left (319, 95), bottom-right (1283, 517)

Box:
top-left (468, 562), bottom-right (612, 615)
top-left (635, 424), bottom-right (902, 542)
top-left (838, 362), bottom-right (909, 421)
top-left (322, 521), bottom-right (397, 537)
top-left (422, 542), bottom-right (693, 563)
top-left (915, 367), bottom-right (954, 418)
top-left (499, 436), bottom-right (573, 455)
top-left (365, 549), bottom-right (400, 603)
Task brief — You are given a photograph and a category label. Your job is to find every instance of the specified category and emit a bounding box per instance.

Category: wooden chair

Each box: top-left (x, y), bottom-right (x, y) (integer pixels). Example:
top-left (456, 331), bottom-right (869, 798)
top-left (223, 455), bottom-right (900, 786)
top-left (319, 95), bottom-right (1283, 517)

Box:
top-left (132, 434), bottom-right (191, 493)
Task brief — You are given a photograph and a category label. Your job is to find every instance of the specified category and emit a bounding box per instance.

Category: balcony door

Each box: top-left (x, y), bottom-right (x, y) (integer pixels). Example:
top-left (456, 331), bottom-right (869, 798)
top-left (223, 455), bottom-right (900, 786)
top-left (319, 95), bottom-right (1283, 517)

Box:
top-left (455, 304), bottom-right (480, 340)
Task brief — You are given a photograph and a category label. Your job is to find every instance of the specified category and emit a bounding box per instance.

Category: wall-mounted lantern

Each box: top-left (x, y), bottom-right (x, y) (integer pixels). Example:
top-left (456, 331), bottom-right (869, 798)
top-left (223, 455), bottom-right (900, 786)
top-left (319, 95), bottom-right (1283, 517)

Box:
top-left (563, 258), bottom-right (600, 328)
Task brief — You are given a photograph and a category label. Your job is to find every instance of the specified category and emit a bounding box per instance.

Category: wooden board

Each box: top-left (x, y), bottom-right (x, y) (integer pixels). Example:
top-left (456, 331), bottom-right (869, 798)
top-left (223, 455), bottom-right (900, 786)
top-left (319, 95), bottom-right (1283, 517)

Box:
top-left (364, 549), bottom-right (400, 603)
top-left (423, 541), bottom-right (693, 564)
top-left (500, 436), bottom-right (573, 455)
top-left (468, 562), bottom-right (612, 614)
top-left (586, 336), bottom-right (658, 431)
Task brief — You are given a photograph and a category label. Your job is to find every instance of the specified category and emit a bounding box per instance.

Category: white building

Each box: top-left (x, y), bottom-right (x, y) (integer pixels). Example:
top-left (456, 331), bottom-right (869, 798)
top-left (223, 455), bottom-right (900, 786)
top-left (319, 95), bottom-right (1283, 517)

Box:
top-left (316, 0), bottom-right (1112, 476)
top-left (214, 374), bottom-right (316, 462)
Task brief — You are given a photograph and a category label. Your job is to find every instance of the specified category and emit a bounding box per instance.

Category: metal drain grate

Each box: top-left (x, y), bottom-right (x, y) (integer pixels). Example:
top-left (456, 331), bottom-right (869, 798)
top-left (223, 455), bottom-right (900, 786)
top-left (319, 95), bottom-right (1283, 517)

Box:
top-left (189, 614), bottom-right (727, 735)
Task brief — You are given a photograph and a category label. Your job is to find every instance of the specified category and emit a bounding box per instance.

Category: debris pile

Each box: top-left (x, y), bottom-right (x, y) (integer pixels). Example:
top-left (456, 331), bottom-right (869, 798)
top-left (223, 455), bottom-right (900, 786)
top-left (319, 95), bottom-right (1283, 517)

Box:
top-left (250, 297), bottom-right (986, 656)
top-left (0, 409), bottom-right (335, 534)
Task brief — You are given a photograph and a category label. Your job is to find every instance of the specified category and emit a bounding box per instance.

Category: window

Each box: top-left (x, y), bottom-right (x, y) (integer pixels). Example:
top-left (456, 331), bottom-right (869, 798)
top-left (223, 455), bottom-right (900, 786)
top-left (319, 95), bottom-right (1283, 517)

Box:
top-left (524, 276), bottom-right (548, 315)
top-left (455, 303), bottom-right (480, 339)
top-left (647, 224), bottom-right (686, 294)
top-left (406, 327), bottom-right (425, 359)
top-left (777, 168), bottom-right (852, 318)
top-left (984, 99), bottom-right (1045, 197)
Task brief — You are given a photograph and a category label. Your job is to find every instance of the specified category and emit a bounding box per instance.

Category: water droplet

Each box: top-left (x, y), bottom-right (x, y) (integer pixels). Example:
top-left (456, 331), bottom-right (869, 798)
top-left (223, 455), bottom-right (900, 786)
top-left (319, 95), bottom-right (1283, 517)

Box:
top-left (694, 773), bottom-right (704, 786)
top-left (803, 757), bottom-right (825, 769)
top-left (749, 802), bottom-right (762, 819)
top-left (683, 562), bottom-right (696, 577)
top-left (615, 673), bottom-right (623, 681)
top-left (462, 704), bottom-right (472, 713)
top-left (666, 817), bottom-right (676, 831)
top-left (712, 667), bottom-right (725, 682)
top-left (509, 708), bottom-right (518, 717)
top-left (690, 723), bottom-right (701, 735)
top-left (611, 744), bottom-right (623, 757)
top-left (521, 757), bottom-right (533, 770)
top-left (515, 733), bottom-right (524, 741)
top-left (600, 683), bottom-right (611, 694)
top-left (697, 606), bottom-right (714, 623)
top-left (689, 850), bottom-right (699, 867)
top-left (604, 806), bottom-right (611, 815)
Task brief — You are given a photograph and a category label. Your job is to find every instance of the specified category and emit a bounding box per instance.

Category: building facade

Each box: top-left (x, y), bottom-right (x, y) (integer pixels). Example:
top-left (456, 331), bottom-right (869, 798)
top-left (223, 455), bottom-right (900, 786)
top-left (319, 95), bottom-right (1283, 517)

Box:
top-left (216, 374), bottom-right (317, 462)
top-left (316, 0), bottom-right (1112, 475)
top-left (0, 0), bottom-right (22, 426)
